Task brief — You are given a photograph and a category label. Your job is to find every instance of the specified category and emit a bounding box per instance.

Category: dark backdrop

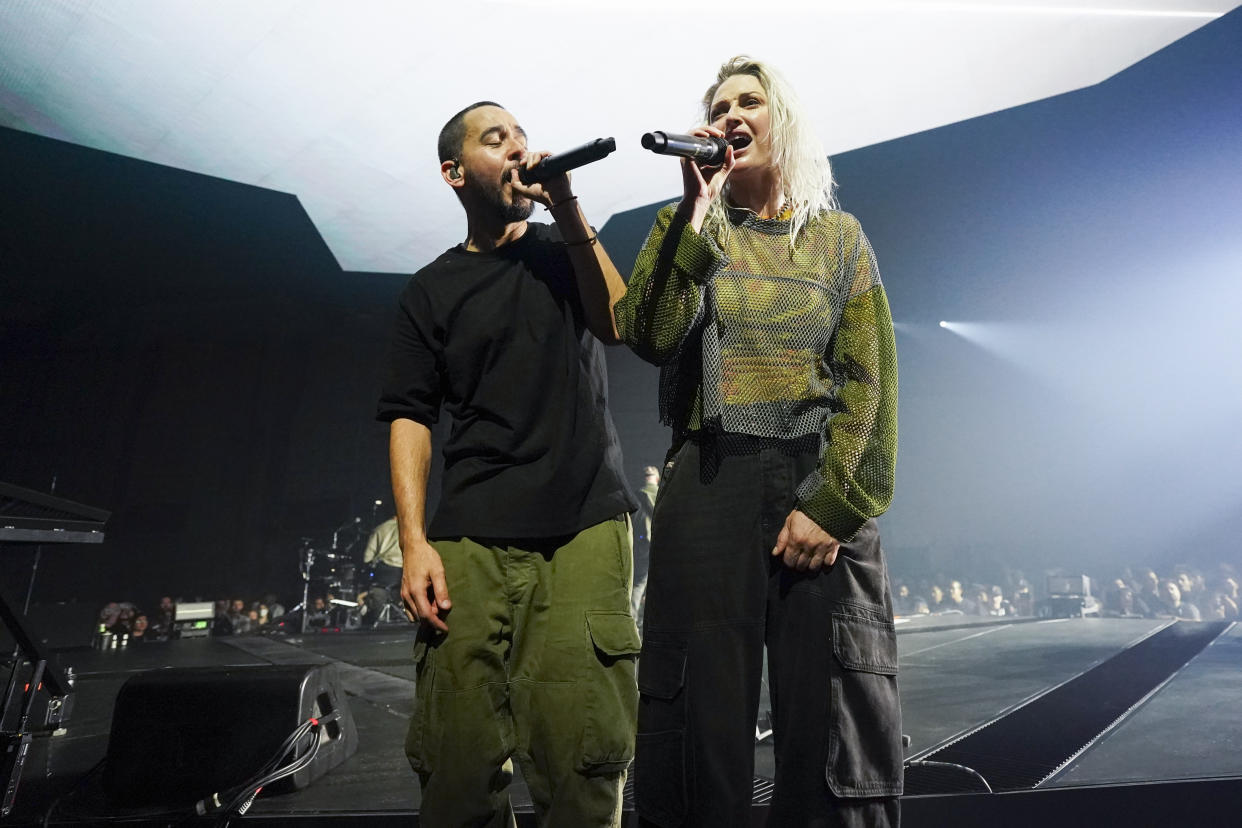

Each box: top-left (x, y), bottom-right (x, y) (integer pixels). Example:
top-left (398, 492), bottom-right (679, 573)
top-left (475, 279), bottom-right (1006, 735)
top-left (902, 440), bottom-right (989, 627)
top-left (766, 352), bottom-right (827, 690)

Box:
top-left (1, 131), bottom-right (406, 605)
top-left (3, 8), bottom-right (1240, 609)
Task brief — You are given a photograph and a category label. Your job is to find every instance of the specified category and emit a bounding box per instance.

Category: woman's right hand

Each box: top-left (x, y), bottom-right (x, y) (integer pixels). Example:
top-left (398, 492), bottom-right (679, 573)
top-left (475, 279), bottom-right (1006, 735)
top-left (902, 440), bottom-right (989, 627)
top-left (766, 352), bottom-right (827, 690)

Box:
top-left (676, 125), bottom-right (734, 233)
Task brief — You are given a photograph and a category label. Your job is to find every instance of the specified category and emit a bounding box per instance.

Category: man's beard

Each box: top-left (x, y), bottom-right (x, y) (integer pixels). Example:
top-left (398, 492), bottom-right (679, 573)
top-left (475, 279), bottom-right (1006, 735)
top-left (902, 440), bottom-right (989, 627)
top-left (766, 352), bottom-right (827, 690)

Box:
top-left (472, 174), bottom-right (534, 223)
top-left (495, 194), bottom-right (534, 223)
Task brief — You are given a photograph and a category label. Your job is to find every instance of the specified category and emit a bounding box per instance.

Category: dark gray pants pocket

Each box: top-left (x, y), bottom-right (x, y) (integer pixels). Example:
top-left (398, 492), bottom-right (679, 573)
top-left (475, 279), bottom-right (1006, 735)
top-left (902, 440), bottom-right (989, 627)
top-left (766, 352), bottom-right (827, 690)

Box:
top-left (635, 638), bottom-right (689, 826)
top-left (827, 611), bottom-right (904, 797)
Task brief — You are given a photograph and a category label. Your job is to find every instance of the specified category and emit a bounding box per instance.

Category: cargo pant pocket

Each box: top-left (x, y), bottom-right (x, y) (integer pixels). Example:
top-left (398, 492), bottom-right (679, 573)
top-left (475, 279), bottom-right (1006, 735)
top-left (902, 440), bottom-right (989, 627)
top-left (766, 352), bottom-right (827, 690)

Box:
top-left (827, 610), bottom-right (904, 798)
top-left (635, 637), bottom-right (689, 827)
top-left (404, 634), bottom-right (439, 774)
top-left (577, 611), bottom-right (642, 776)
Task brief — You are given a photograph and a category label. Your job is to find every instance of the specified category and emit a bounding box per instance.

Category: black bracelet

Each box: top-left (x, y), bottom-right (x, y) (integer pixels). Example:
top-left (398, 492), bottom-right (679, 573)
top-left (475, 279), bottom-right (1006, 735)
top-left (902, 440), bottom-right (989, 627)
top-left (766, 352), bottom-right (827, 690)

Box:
top-left (564, 235), bottom-right (598, 247)
top-left (547, 196), bottom-right (578, 211)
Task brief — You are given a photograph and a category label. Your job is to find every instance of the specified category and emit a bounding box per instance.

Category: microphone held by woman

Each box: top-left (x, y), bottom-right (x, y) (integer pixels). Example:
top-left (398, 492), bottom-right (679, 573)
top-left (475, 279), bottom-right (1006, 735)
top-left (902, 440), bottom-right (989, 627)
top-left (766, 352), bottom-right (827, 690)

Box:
top-left (640, 131), bottom-right (728, 165)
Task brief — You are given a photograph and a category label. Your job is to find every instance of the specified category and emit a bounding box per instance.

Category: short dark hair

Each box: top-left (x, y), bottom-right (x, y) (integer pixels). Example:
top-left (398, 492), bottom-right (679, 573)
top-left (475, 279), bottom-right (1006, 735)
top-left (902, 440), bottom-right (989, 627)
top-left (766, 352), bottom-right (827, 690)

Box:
top-left (437, 101), bottom-right (503, 163)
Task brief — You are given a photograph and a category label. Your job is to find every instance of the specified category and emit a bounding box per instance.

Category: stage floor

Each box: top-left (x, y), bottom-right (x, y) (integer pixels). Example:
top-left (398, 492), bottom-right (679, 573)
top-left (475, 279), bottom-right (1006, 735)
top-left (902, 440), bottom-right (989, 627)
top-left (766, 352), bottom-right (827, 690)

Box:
top-left (9, 616), bottom-right (1242, 825)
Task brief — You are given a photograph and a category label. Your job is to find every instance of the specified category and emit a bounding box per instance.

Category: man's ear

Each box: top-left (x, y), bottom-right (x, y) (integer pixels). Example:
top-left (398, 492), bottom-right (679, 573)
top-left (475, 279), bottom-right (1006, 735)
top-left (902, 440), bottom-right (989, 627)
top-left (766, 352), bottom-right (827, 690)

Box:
top-left (441, 159), bottom-right (464, 187)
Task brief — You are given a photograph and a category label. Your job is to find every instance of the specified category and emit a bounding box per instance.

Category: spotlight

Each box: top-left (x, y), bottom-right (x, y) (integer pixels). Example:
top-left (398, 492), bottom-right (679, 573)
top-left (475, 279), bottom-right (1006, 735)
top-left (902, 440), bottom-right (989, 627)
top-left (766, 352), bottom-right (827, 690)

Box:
top-left (939, 321), bottom-right (949, 329)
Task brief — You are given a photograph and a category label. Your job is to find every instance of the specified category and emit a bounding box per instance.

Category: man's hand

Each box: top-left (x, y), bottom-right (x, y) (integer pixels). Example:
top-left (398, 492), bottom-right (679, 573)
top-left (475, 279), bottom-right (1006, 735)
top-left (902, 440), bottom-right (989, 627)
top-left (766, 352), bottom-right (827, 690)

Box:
top-left (772, 510), bottom-right (840, 573)
top-left (513, 150), bottom-right (626, 344)
top-left (400, 538), bottom-right (452, 632)
top-left (510, 150), bottom-right (572, 209)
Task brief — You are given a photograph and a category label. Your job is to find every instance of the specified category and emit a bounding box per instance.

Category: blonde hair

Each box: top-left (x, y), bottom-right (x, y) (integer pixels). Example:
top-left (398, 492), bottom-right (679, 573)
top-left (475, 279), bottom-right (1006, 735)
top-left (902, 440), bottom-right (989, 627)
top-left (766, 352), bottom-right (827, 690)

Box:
top-left (698, 56), bottom-right (837, 247)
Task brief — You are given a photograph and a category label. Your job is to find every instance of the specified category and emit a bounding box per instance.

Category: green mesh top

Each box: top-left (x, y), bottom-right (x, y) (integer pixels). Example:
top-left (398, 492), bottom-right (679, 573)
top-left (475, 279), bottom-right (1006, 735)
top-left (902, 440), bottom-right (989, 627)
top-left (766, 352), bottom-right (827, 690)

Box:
top-left (616, 203), bottom-right (898, 541)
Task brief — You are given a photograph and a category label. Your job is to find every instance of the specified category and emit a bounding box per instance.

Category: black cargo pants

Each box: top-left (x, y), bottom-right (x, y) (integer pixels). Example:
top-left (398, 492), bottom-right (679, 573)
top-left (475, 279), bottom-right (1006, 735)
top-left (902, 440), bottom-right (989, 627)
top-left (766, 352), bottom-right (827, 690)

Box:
top-left (635, 435), bottom-right (902, 828)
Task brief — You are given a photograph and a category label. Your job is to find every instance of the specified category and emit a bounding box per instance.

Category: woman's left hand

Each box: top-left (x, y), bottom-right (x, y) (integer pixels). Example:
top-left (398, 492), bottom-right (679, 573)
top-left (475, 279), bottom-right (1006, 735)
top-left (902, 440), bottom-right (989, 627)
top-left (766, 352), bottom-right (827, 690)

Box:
top-left (772, 510), bottom-right (840, 572)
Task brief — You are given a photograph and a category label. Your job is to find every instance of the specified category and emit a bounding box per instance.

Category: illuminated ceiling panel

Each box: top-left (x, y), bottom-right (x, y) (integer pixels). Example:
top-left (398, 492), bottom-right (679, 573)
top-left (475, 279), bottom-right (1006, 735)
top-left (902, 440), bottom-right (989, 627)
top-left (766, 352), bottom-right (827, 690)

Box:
top-left (0, 0), bottom-right (1235, 272)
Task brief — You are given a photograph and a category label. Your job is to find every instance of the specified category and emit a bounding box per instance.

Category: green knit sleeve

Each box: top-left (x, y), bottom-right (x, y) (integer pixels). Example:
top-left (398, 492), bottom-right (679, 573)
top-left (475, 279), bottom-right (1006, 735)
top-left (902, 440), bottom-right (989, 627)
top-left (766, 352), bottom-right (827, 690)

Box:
top-left (616, 203), bottom-right (726, 366)
top-left (795, 217), bottom-right (898, 541)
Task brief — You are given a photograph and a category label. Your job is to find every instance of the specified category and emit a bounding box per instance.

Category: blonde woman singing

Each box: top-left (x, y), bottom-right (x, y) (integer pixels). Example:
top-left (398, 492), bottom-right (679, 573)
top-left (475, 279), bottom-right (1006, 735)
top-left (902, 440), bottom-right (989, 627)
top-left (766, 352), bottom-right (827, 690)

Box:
top-left (618, 56), bottom-right (903, 827)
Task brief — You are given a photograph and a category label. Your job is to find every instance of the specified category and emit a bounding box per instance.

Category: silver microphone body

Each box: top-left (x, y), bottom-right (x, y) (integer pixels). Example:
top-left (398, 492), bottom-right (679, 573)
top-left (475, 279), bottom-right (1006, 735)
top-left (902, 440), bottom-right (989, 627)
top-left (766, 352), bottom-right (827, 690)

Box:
top-left (640, 131), bottom-right (728, 165)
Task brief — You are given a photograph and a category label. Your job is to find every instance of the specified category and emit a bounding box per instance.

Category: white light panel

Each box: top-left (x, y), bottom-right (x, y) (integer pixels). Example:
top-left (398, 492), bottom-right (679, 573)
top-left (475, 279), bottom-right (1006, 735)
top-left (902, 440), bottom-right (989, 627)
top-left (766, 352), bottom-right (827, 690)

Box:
top-left (0, 0), bottom-right (1235, 272)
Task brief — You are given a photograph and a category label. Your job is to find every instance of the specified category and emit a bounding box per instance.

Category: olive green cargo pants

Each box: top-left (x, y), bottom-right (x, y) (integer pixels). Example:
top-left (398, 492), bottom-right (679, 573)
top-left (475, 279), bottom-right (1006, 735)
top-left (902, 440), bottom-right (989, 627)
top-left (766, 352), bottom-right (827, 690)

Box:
top-left (406, 516), bottom-right (640, 827)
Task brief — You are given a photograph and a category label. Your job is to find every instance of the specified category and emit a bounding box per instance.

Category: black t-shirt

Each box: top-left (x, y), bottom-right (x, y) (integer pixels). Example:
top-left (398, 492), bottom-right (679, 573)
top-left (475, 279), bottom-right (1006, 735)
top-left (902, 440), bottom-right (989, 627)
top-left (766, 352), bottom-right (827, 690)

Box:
top-left (377, 222), bottom-right (637, 538)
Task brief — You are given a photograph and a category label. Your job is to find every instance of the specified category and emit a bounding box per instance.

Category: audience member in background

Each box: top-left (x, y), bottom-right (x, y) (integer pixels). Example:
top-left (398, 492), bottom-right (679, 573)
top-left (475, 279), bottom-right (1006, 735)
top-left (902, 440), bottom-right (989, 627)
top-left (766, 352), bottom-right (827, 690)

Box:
top-left (1202, 581), bottom-right (1238, 620)
top-left (1157, 579), bottom-right (1201, 621)
top-left (150, 596), bottom-right (176, 639)
top-left (1194, 573), bottom-right (1213, 616)
top-left (1103, 579), bottom-right (1146, 617)
top-left (264, 592), bottom-right (286, 621)
top-left (927, 583), bottom-right (947, 614)
top-left (112, 605), bottom-right (137, 634)
top-left (1137, 568), bottom-right (1162, 612)
top-left (229, 598), bottom-right (253, 634)
top-left (1174, 571), bottom-right (1203, 617)
top-left (893, 583), bottom-right (919, 616)
top-left (307, 595), bottom-right (329, 628)
top-left (944, 580), bottom-right (976, 615)
top-left (211, 599), bottom-right (234, 636)
top-left (1222, 575), bottom-right (1239, 600)
top-left (986, 586), bottom-right (1012, 617)
top-left (1215, 577), bottom-right (1240, 620)
top-left (98, 602), bottom-right (121, 632)
top-left (130, 614), bottom-right (151, 642)
top-left (972, 585), bottom-right (991, 616)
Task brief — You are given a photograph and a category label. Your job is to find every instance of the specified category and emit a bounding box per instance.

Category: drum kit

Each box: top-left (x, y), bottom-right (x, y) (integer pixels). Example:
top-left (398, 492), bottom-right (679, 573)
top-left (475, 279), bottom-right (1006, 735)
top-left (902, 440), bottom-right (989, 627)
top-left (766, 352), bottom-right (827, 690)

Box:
top-left (287, 513), bottom-right (405, 633)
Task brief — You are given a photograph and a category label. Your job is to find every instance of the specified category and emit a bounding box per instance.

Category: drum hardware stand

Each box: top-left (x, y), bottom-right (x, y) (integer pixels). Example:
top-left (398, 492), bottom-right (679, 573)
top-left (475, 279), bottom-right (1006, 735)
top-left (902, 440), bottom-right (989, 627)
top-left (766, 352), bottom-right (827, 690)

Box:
top-left (291, 508), bottom-right (388, 633)
top-left (374, 599), bottom-right (406, 625)
top-left (286, 539), bottom-right (316, 635)
top-left (332, 516), bottom-right (363, 557)
top-left (370, 499), bottom-right (383, 538)
top-left (328, 598), bottom-right (361, 630)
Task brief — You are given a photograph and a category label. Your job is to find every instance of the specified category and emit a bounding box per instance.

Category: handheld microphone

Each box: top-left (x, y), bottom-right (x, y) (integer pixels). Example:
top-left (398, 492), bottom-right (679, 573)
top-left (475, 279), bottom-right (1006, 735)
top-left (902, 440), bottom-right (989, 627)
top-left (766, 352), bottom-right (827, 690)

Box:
top-left (641, 131), bottom-right (728, 165)
top-left (519, 137), bottom-right (617, 185)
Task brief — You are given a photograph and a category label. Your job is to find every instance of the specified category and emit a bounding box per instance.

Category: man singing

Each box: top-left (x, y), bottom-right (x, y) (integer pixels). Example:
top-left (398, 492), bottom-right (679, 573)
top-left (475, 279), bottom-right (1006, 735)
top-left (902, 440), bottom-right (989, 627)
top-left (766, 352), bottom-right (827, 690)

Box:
top-left (376, 102), bottom-right (639, 827)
